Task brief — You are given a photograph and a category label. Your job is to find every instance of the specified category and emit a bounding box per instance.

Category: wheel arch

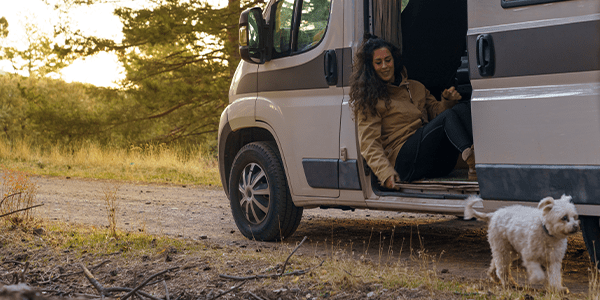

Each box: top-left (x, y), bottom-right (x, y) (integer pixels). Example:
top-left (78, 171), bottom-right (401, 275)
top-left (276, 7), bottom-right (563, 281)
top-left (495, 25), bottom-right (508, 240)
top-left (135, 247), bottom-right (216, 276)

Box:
top-left (219, 123), bottom-right (279, 198)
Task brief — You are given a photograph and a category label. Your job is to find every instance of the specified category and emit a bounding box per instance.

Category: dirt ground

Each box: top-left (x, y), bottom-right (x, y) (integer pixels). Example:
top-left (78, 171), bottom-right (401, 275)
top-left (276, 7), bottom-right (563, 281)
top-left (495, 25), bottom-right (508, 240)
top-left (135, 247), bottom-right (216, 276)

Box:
top-left (2, 176), bottom-right (594, 299)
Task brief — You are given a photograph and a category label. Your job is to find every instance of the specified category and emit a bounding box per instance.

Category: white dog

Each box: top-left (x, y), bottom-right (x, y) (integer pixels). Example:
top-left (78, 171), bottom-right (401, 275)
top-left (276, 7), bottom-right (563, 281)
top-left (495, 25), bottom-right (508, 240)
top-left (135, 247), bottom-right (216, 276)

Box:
top-left (464, 195), bottom-right (579, 292)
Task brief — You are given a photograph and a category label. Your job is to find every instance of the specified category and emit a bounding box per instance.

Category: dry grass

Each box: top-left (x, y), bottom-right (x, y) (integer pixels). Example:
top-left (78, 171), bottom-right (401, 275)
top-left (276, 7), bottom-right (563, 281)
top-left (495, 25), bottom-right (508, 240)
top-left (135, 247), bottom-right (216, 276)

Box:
top-left (102, 183), bottom-right (120, 239)
top-left (0, 138), bottom-right (220, 186)
top-left (0, 168), bottom-right (39, 226)
top-left (0, 220), bottom-right (595, 299)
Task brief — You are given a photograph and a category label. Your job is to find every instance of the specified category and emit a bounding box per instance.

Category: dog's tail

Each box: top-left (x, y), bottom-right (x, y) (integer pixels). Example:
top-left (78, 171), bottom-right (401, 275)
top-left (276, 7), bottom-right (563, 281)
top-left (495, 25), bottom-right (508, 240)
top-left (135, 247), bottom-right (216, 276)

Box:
top-left (464, 195), bottom-right (492, 222)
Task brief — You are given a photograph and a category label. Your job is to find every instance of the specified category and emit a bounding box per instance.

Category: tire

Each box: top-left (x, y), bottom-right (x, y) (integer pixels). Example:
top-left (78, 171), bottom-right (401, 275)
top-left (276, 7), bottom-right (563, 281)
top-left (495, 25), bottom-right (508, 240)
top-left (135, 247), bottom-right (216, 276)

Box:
top-left (228, 141), bottom-right (303, 241)
top-left (581, 216), bottom-right (600, 267)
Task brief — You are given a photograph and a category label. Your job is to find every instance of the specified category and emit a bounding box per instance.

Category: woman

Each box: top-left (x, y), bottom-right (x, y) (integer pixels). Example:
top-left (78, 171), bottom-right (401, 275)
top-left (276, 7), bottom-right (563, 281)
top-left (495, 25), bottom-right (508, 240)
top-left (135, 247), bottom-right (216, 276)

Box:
top-left (349, 35), bottom-right (475, 189)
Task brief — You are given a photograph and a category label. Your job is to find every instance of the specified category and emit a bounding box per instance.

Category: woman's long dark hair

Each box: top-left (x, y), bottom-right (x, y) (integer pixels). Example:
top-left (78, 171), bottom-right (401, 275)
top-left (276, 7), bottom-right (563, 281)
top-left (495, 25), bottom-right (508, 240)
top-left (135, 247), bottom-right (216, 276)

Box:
top-left (349, 34), bottom-right (403, 119)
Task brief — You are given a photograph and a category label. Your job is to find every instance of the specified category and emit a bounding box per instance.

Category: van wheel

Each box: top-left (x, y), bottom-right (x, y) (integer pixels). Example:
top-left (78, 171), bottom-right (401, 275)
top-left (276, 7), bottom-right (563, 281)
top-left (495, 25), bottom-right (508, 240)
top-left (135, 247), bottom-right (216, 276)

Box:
top-left (581, 216), bottom-right (600, 267)
top-left (228, 141), bottom-right (303, 241)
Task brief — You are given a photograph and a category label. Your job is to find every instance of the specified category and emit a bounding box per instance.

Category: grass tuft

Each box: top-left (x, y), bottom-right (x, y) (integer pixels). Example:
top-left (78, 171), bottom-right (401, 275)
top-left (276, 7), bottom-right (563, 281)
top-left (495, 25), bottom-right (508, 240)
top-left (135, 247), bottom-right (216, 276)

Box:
top-left (0, 138), bottom-right (220, 186)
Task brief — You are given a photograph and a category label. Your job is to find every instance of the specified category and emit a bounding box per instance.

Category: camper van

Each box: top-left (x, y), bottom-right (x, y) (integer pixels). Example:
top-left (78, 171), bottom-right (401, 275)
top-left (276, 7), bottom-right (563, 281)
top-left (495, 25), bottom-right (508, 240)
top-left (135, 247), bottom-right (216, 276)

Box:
top-left (218, 0), bottom-right (600, 263)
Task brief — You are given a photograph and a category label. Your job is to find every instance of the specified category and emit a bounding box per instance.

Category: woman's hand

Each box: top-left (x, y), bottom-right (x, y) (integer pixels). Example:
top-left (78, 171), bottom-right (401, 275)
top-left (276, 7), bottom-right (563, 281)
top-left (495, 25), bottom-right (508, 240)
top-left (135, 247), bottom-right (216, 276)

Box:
top-left (384, 175), bottom-right (400, 189)
top-left (442, 86), bottom-right (462, 101)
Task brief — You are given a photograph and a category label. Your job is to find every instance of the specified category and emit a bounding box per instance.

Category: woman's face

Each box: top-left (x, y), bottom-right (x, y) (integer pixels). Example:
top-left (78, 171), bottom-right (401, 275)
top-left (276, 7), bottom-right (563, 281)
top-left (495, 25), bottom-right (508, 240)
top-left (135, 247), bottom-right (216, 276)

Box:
top-left (372, 47), bottom-right (395, 83)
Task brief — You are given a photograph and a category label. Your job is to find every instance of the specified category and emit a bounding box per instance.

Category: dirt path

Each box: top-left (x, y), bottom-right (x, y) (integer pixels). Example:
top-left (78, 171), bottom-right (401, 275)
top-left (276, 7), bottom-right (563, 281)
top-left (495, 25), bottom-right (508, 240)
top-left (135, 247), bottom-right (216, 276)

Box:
top-left (34, 176), bottom-right (592, 295)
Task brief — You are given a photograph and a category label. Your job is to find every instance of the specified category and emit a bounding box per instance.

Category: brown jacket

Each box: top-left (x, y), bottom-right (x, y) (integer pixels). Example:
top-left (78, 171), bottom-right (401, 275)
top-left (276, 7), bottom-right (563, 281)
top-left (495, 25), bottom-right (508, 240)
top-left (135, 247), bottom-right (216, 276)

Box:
top-left (357, 68), bottom-right (458, 184)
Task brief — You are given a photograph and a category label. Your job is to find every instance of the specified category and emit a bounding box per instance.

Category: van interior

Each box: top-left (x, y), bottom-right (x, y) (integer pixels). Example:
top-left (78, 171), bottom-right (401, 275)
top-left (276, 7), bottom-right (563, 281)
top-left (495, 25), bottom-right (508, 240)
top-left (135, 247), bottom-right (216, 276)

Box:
top-left (366, 0), bottom-right (478, 197)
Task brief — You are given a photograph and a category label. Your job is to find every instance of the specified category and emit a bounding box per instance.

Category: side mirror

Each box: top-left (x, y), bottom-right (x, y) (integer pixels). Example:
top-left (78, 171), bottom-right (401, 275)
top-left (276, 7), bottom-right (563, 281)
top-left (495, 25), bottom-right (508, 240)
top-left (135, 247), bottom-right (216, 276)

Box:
top-left (239, 7), bottom-right (265, 64)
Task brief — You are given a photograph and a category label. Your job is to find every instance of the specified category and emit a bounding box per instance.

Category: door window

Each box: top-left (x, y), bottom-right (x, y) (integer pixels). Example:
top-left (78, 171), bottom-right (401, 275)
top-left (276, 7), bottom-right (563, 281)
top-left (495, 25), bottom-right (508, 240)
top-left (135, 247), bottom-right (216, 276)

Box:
top-left (297, 0), bottom-right (331, 52)
top-left (271, 0), bottom-right (332, 58)
top-left (273, 0), bottom-right (295, 57)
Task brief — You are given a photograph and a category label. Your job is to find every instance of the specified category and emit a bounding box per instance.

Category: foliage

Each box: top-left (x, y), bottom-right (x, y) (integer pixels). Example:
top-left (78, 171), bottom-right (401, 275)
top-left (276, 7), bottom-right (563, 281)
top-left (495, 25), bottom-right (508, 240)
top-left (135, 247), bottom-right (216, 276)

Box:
top-left (52, 0), bottom-right (266, 143)
top-left (0, 17), bottom-right (8, 38)
top-left (0, 74), bottom-right (137, 145)
top-left (0, 17), bottom-right (78, 77)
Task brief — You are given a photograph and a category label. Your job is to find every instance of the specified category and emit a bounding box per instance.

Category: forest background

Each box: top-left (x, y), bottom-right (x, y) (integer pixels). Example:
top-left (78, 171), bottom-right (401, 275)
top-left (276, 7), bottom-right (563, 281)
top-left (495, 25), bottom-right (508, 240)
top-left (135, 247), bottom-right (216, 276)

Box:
top-left (0, 0), bottom-right (266, 155)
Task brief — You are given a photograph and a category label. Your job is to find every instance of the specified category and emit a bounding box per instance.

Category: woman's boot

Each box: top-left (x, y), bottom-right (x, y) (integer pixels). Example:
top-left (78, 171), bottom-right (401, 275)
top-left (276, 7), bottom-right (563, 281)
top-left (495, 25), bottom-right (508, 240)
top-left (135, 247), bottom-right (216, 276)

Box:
top-left (462, 145), bottom-right (477, 181)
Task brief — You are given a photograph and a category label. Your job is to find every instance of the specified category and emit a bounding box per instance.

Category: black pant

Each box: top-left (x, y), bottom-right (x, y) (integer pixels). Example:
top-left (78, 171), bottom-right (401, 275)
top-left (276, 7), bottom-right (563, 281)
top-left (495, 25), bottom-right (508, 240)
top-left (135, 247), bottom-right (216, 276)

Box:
top-left (395, 102), bottom-right (472, 182)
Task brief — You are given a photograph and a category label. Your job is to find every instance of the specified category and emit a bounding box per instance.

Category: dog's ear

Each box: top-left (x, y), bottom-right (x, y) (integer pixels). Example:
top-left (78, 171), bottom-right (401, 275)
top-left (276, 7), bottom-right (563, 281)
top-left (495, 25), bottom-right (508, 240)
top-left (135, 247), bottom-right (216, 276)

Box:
top-left (561, 194), bottom-right (573, 203)
top-left (538, 196), bottom-right (555, 214)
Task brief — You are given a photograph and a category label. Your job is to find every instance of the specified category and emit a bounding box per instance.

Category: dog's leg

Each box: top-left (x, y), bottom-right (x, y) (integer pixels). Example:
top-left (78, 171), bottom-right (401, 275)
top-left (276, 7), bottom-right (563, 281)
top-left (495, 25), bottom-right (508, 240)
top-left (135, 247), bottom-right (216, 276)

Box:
top-left (494, 250), bottom-right (514, 286)
top-left (487, 264), bottom-right (500, 283)
top-left (547, 262), bottom-right (568, 293)
top-left (522, 260), bottom-right (545, 284)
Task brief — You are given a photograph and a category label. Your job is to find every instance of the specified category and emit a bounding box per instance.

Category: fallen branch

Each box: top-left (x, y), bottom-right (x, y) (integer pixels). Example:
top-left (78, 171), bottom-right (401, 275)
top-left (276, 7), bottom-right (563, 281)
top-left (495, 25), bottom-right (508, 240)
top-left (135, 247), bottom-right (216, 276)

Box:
top-left (247, 291), bottom-right (266, 300)
top-left (163, 280), bottom-right (170, 300)
top-left (219, 260), bottom-right (325, 281)
top-left (104, 287), bottom-right (161, 300)
top-left (279, 236), bottom-right (307, 276)
top-left (219, 236), bottom-right (316, 281)
top-left (211, 280), bottom-right (247, 300)
top-left (120, 267), bottom-right (179, 300)
top-left (0, 204), bottom-right (44, 219)
top-left (80, 264), bottom-right (109, 297)
top-left (10, 261), bottom-right (29, 284)
top-left (37, 260), bottom-right (110, 285)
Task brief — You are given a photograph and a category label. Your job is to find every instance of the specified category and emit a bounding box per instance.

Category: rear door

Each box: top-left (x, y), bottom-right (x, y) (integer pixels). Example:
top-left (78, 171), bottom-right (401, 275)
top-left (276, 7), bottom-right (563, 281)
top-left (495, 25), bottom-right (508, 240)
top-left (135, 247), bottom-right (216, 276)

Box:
top-left (468, 0), bottom-right (600, 203)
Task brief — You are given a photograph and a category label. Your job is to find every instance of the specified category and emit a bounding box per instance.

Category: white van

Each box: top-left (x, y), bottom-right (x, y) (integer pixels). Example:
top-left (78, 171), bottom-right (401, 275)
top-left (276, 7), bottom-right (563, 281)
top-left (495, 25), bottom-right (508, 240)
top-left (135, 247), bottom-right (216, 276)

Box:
top-left (218, 0), bottom-right (600, 262)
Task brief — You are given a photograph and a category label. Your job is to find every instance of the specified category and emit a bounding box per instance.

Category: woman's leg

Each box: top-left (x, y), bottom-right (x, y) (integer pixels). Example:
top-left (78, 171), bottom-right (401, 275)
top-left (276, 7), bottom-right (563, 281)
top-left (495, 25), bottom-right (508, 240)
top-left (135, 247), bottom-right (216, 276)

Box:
top-left (395, 103), bottom-right (473, 181)
top-left (430, 103), bottom-right (472, 153)
top-left (395, 125), bottom-right (458, 181)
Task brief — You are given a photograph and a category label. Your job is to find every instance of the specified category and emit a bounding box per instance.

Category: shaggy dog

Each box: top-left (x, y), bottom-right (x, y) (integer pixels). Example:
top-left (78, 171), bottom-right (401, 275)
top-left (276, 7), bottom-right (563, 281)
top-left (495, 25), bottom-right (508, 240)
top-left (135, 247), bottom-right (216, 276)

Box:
top-left (464, 195), bottom-right (579, 292)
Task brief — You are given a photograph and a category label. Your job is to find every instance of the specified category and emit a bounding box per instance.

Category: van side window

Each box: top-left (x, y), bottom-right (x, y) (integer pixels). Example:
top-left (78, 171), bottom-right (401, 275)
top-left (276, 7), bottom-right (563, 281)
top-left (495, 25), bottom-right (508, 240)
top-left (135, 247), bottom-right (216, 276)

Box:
top-left (273, 0), bottom-right (295, 57)
top-left (501, 0), bottom-right (566, 8)
top-left (296, 0), bottom-right (332, 52)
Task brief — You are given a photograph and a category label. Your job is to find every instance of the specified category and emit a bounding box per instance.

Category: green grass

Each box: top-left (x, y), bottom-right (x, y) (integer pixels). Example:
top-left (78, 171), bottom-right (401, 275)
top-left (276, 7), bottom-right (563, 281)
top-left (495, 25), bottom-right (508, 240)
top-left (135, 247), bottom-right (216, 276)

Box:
top-left (0, 138), bottom-right (220, 187)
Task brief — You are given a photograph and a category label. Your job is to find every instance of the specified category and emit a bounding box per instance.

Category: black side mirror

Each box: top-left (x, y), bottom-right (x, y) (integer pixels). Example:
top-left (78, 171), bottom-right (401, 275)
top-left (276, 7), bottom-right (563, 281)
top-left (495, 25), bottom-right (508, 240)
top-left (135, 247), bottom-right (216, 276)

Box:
top-left (239, 7), bottom-right (265, 64)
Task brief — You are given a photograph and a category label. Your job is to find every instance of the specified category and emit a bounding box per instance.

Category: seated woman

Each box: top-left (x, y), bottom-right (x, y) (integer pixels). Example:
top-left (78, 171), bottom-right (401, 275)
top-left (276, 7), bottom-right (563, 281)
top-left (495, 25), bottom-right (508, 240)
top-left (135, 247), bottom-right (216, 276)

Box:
top-left (349, 35), bottom-right (476, 189)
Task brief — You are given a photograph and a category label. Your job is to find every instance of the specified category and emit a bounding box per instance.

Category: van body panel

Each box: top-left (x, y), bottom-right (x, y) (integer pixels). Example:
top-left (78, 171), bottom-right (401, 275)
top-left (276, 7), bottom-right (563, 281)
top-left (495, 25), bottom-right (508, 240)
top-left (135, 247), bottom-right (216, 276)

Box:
top-left (468, 16), bottom-right (600, 80)
top-left (469, 0), bottom-right (600, 207)
top-left (468, 0), bottom-right (599, 29)
top-left (472, 81), bottom-right (600, 165)
top-left (227, 97), bottom-right (257, 131)
top-left (230, 62), bottom-right (259, 97)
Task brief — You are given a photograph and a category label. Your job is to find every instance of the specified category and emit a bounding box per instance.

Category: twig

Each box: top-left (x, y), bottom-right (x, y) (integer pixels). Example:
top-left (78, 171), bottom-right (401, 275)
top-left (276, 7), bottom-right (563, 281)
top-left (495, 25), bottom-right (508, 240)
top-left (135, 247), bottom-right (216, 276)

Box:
top-left (0, 192), bottom-right (22, 207)
top-left (219, 260), bottom-right (325, 281)
top-left (73, 293), bottom-right (103, 298)
top-left (247, 291), bottom-right (266, 300)
top-left (37, 260), bottom-right (111, 285)
top-left (2, 260), bottom-right (24, 265)
top-left (211, 280), bottom-right (247, 300)
top-left (104, 287), bottom-right (161, 300)
top-left (120, 267), bottom-right (179, 300)
top-left (80, 264), bottom-right (109, 297)
top-left (0, 204), bottom-right (44, 218)
top-left (20, 262), bottom-right (29, 283)
top-left (279, 236), bottom-right (307, 276)
top-left (343, 269), bottom-right (360, 277)
top-left (163, 280), bottom-right (170, 300)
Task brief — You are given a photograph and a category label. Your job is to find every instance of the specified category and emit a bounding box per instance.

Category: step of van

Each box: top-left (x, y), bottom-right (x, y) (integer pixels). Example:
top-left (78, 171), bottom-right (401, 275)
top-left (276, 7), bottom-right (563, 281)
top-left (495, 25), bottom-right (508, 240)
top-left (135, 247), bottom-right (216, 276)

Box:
top-left (394, 180), bottom-right (479, 194)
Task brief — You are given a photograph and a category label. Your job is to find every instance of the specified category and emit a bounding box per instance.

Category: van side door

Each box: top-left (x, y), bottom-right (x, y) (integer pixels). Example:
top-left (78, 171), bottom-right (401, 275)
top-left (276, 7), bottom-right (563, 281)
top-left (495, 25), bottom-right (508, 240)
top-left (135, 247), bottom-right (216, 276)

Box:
top-left (468, 0), bottom-right (600, 202)
top-left (255, 0), bottom-right (345, 200)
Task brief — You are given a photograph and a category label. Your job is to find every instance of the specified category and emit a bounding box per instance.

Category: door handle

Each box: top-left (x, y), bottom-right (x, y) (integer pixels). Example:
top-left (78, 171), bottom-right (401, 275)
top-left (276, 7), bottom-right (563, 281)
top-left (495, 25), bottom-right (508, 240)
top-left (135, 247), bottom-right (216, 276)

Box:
top-left (476, 34), bottom-right (495, 77)
top-left (324, 49), bottom-right (338, 85)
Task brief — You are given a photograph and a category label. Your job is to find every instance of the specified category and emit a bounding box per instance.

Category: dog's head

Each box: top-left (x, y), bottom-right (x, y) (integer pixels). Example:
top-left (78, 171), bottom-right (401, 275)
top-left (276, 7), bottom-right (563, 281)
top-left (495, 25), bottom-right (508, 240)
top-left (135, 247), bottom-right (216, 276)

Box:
top-left (538, 194), bottom-right (580, 238)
